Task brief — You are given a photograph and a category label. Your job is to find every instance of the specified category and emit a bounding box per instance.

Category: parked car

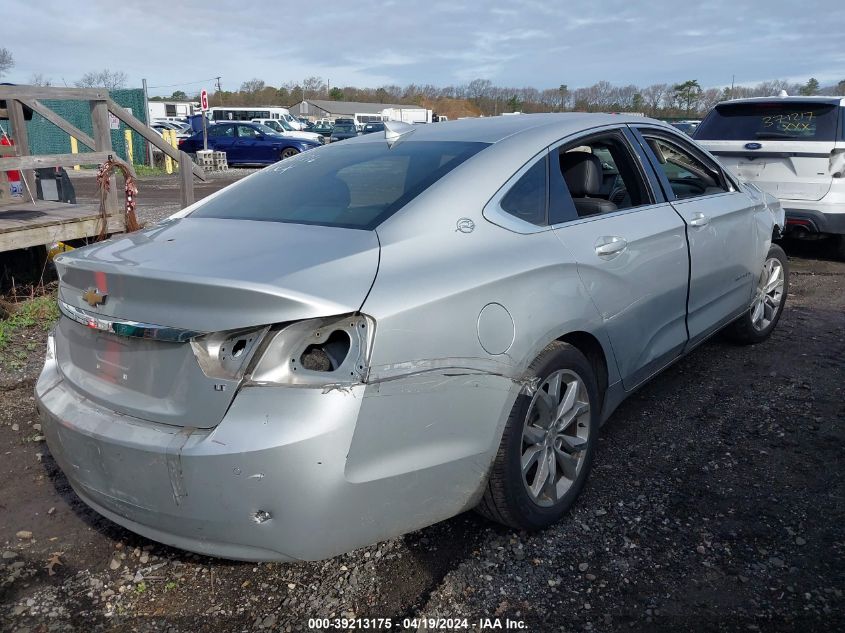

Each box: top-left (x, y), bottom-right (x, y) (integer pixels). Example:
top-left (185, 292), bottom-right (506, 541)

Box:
top-left (179, 122), bottom-right (321, 164)
top-left (669, 120), bottom-right (700, 136)
top-left (314, 121), bottom-right (333, 137)
top-left (695, 96), bottom-right (845, 258)
top-left (37, 114), bottom-right (787, 562)
top-left (152, 119), bottom-right (186, 131)
top-left (362, 121), bottom-right (386, 135)
top-left (329, 121), bottom-right (359, 142)
top-left (150, 123), bottom-right (172, 136)
top-left (250, 118), bottom-right (325, 144)
top-left (175, 124), bottom-right (195, 140)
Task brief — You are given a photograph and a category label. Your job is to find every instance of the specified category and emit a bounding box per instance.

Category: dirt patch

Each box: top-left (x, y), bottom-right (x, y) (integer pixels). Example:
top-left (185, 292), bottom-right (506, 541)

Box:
top-left (0, 247), bottom-right (843, 632)
top-left (0, 289), bottom-right (58, 389)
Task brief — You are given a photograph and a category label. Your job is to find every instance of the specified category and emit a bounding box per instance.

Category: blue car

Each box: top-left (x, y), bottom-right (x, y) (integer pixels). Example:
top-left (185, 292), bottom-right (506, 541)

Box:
top-left (179, 122), bottom-right (321, 165)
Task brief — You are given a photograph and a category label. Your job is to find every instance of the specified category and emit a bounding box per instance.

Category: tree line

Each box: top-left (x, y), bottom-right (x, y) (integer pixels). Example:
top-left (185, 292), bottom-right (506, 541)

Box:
top-left (2, 47), bottom-right (843, 119)
top-left (184, 76), bottom-right (845, 119)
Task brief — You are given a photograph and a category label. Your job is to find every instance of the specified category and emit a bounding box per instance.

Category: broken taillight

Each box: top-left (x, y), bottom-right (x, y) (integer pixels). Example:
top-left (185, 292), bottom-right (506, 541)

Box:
top-left (247, 314), bottom-right (374, 388)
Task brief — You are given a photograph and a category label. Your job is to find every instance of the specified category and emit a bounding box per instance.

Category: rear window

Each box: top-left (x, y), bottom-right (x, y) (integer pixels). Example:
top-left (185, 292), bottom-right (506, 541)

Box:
top-left (190, 141), bottom-right (488, 230)
top-left (695, 102), bottom-right (840, 141)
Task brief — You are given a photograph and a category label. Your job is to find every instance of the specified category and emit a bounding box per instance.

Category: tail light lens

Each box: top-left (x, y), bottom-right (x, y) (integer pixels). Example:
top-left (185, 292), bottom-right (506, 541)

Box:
top-left (190, 326), bottom-right (269, 381)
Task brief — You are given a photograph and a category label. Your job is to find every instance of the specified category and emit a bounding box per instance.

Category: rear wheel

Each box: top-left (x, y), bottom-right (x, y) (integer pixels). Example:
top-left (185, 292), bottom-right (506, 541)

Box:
top-left (725, 244), bottom-right (788, 344)
top-left (280, 147), bottom-right (299, 160)
top-left (477, 342), bottom-right (600, 530)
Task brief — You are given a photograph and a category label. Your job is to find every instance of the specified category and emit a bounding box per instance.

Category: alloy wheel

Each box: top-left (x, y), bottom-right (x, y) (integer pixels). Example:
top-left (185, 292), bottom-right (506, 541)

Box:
top-left (751, 257), bottom-right (785, 332)
top-left (521, 369), bottom-right (591, 507)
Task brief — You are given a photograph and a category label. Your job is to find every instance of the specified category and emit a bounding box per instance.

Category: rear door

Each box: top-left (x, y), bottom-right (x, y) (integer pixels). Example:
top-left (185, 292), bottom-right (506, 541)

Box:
top-left (695, 101), bottom-right (841, 201)
top-left (549, 127), bottom-right (690, 390)
top-left (633, 126), bottom-right (760, 346)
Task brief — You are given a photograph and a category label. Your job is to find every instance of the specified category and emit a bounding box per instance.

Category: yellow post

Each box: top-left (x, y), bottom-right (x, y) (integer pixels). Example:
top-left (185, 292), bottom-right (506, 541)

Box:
top-left (124, 129), bottom-right (133, 165)
top-left (163, 130), bottom-right (173, 174)
top-left (70, 136), bottom-right (80, 170)
top-left (168, 129), bottom-right (179, 171)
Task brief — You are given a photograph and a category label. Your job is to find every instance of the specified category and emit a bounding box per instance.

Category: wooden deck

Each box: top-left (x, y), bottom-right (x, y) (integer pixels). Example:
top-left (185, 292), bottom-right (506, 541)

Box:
top-left (0, 200), bottom-right (124, 252)
top-left (0, 85), bottom-right (204, 259)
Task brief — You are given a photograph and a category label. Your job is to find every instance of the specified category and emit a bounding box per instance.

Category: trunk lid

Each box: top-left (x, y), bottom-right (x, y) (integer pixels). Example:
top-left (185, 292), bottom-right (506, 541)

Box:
top-left (53, 218), bottom-right (379, 428)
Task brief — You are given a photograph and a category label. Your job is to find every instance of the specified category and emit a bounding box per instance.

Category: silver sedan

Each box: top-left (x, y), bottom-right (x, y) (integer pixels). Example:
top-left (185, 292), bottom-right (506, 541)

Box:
top-left (36, 114), bottom-right (788, 561)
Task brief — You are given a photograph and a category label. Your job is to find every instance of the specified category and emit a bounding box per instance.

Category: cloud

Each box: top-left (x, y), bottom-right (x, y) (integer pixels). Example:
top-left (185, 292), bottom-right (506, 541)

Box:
top-left (2, 0), bottom-right (842, 93)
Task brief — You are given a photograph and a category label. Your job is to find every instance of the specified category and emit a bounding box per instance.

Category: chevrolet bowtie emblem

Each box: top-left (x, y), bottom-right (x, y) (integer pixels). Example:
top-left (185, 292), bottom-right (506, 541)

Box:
top-left (82, 287), bottom-right (107, 308)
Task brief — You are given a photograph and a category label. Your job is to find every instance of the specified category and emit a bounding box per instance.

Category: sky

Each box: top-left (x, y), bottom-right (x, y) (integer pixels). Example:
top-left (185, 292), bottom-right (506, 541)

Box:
top-left (3, 0), bottom-right (844, 97)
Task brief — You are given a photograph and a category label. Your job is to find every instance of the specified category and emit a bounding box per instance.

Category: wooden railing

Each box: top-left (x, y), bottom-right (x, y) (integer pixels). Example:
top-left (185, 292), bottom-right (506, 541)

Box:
top-left (0, 85), bottom-right (205, 215)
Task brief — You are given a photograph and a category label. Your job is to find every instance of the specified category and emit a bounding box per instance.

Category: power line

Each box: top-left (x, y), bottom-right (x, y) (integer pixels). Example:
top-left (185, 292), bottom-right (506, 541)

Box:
top-left (148, 77), bottom-right (220, 90)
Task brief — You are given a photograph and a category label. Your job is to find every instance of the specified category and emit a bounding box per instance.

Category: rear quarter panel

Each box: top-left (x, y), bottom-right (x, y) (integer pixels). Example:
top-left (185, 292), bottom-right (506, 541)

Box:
top-left (351, 146), bottom-right (617, 522)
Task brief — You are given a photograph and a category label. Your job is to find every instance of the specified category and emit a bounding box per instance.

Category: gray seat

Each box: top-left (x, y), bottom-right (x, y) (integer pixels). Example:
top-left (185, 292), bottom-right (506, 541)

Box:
top-left (560, 152), bottom-right (618, 216)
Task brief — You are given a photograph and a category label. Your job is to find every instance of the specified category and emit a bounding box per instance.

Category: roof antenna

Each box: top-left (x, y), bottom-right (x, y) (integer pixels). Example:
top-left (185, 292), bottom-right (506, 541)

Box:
top-left (779, 89), bottom-right (788, 98)
top-left (384, 120), bottom-right (414, 148)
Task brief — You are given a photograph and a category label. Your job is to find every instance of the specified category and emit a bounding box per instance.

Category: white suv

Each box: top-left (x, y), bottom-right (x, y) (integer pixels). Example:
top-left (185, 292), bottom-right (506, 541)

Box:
top-left (695, 96), bottom-right (845, 257)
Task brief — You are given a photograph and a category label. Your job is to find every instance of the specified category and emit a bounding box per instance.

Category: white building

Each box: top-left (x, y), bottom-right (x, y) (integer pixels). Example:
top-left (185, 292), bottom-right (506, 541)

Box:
top-left (289, 99), bottom-right (432, 125)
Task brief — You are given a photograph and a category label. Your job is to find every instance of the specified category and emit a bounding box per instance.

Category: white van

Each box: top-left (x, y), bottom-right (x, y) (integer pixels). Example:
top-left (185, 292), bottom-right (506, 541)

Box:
top-left (208, 107), bottom-right (303, 130)
top-left (695, 96), bottom-right (845, 256)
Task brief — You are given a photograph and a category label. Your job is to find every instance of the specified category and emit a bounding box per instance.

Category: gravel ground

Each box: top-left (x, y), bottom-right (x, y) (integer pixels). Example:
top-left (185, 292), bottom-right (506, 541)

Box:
top-left (0, 241), bottom-right (842, 633)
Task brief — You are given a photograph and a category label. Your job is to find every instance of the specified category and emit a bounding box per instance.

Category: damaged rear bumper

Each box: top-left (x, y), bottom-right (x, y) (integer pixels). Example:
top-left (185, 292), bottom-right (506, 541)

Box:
top-left (36, 354), bottom-right (368, 561)
top-left (35, 352), bottom-right (517, 561)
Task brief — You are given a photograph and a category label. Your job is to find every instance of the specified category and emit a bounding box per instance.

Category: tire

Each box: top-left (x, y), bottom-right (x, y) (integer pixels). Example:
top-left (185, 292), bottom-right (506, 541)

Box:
top-left (280, 147), bottom-right (299, 160)
top-left (724, 244), bottom-right (789, 345)
top-left (476, 341), bottom-right (600, 531)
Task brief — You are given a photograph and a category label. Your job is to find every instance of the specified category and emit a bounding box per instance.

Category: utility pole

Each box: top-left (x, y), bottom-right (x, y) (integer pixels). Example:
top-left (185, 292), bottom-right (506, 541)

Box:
top-left (142, 78), bottom-right (154, 166)
top-left (215, 76), bottom-right (223, 104)
top-left (730, 74), bottom-right (735, 100)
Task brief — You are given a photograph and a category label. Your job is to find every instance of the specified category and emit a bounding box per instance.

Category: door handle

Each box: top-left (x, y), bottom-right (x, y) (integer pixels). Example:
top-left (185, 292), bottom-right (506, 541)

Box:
top-left (594, 236), bottom-right (628, 257)
top-left (689, 212), bottom-right (710, 227)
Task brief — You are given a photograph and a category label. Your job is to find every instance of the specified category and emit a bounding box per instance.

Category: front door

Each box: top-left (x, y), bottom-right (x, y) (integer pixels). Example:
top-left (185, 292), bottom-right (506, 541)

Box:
top-left (633, 127), bottom-right (758, 346)
top-left (234, 125), bottom-right (269, 163)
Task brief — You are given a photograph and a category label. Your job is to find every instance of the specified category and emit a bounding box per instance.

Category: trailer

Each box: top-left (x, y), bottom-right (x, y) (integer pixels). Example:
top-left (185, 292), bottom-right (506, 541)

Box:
top-left (380, 107), bottom-right (433, 124)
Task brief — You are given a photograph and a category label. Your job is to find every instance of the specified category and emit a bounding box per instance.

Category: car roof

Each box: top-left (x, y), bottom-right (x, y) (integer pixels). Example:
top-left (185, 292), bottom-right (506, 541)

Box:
top-left (714, 96), bottom-right (845, 107)
top-left (340, 113), bottom-right (671, 146)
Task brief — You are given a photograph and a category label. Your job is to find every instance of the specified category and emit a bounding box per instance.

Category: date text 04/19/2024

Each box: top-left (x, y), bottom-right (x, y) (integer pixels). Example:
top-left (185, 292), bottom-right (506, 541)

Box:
top-left (307, 617), bottom-right (528, 630)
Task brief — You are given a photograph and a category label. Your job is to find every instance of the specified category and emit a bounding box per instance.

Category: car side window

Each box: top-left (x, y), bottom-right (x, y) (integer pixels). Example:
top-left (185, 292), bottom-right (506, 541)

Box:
top-left (642, 135), bottom-right (729, 200)
top-left (238, 125), bottom-right (261, 139)
top-left (500, 156), bottom-right (548, 226)
top-left (550, 132), bottom-right (652, 222)
top-left (208, 125), bottom-right (234, 138)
